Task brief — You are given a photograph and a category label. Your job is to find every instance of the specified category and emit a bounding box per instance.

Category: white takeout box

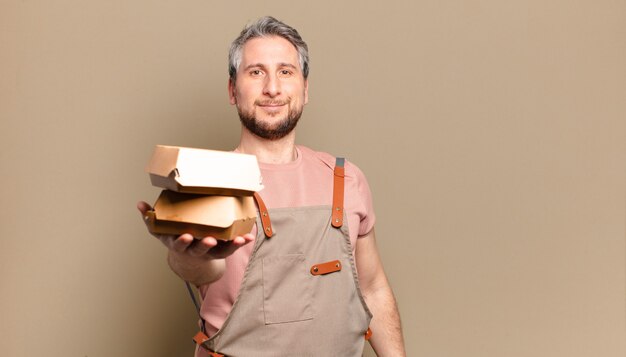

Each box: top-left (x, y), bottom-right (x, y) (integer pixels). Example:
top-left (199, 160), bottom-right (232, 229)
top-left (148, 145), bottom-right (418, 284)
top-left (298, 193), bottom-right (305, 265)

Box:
top-left (146, 145), bottom-right (263, 196)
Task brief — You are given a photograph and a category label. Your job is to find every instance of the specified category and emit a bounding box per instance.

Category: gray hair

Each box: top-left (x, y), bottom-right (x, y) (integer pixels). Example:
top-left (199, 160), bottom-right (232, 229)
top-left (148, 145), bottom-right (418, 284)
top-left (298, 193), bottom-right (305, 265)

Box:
top-left (229, 16), bottom-right (309, 82)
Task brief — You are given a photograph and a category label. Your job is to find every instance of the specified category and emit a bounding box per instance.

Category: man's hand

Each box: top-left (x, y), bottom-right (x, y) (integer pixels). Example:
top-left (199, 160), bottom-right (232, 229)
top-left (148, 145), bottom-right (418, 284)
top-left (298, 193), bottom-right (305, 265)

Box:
top-left (136, 201), bottom-right (255, 286)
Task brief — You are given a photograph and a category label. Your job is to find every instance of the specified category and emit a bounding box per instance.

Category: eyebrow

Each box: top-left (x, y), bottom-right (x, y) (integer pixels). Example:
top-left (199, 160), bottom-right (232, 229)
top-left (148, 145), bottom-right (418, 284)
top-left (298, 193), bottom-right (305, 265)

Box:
top-left (277, 63), bottom-right (298, 70)
top-left (243, 63), bottom-right (299, 71)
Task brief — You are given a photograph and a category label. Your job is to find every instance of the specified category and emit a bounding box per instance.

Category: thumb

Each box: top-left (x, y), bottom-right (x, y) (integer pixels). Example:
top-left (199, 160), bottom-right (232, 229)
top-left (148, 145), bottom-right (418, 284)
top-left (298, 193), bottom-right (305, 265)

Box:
top-left (137, 201), bottom-right (152, 215)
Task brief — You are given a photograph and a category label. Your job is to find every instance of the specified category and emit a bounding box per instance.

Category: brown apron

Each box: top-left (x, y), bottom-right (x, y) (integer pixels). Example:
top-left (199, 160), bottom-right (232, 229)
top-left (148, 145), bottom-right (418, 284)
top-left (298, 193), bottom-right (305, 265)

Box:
top-left (192, 158), bottom-right (372, 357)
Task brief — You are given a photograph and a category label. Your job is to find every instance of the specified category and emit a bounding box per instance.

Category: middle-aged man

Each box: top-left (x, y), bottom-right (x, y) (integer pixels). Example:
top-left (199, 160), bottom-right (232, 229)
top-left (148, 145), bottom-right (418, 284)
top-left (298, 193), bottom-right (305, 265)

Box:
top-left (138, 16), bottom-right (406, 356)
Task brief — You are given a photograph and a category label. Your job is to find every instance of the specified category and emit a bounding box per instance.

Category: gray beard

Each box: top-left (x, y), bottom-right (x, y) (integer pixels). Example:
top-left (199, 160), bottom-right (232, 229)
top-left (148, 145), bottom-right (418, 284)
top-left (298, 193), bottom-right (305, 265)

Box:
top-left (237, 106), bottom-right (303, 140)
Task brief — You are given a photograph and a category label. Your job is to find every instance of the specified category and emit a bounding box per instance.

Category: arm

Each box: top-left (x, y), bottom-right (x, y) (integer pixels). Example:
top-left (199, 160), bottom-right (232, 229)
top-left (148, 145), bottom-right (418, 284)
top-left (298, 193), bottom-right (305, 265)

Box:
top-left (356, 227), bottom-right (406, 356)
top-left (137, 201), bottom-right (254, 286)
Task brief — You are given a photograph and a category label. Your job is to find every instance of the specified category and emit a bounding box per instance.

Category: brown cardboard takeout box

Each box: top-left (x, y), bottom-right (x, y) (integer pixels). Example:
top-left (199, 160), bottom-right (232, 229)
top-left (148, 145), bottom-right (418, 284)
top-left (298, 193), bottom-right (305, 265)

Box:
top-left (146, 145), bottom-right (263, 196)
top-left (145, 145), bottom-right (262, 240)
top-left (145, 190), bottom-right (257, 240)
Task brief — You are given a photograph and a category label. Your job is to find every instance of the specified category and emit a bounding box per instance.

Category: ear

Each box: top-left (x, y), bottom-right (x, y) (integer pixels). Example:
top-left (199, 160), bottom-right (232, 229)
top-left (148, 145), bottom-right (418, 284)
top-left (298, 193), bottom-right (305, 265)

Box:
top-left (228, 79), bottom-right (237, 105)
top-left (303, 79), bottom-right (309, 105)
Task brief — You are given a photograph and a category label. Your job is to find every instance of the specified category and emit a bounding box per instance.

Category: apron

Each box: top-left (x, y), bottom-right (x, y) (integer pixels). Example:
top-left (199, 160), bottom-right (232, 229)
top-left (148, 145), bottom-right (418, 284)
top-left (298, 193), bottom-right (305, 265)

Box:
top-left (192, 158), bottom-right (372, 357)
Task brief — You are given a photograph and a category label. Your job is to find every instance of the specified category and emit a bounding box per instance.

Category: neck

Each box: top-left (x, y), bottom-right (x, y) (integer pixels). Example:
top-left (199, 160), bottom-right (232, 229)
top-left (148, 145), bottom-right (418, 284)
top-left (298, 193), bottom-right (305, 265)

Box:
top-left (236, 127), bottom-right (297, 164)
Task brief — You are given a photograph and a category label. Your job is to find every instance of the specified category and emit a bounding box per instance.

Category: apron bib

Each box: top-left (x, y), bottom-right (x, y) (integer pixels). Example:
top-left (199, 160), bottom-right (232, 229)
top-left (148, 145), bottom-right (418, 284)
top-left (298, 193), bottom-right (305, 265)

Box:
top-left (193, 158), bottom-right (372, 357)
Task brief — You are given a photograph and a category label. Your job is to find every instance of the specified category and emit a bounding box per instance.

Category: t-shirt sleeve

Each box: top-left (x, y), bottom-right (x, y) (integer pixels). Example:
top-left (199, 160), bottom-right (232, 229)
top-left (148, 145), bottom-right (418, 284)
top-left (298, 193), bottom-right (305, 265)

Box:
top-left (352, 163), bottom-right (376, 237)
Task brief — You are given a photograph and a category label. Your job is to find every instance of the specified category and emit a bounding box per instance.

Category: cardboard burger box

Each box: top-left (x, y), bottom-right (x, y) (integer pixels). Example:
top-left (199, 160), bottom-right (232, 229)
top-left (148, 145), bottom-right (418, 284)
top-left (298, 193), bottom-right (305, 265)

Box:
top-left (144, 191), bottom-right (257, 239)
top-left (144, 145), bottom-right (263, 240)
top-left (146, 145), bottom-right (263, 196)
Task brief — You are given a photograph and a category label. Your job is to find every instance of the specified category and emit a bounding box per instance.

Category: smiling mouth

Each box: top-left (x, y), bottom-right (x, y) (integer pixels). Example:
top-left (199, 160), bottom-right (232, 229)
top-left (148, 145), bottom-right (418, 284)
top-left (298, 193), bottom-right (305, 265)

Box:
top-left (256, 101), bottom-right (288, 107)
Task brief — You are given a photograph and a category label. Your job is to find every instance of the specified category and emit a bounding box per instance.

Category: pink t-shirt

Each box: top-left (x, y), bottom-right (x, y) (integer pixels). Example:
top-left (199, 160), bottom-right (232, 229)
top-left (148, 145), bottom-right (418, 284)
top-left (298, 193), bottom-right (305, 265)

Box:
top-left (198, 145), bottom-right (376, 336)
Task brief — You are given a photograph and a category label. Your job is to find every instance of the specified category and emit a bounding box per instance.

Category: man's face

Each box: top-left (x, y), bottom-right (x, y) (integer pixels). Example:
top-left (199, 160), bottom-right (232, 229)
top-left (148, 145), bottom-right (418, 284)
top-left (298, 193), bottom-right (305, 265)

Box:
top-left (229, 36), bottom-right (309, 140)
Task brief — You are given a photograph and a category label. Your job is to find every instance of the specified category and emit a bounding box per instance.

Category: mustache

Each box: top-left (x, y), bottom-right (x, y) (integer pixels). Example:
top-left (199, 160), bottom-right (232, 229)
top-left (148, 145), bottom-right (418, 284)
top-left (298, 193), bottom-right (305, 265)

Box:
top-left (255, 99), bottom-right (290, 106)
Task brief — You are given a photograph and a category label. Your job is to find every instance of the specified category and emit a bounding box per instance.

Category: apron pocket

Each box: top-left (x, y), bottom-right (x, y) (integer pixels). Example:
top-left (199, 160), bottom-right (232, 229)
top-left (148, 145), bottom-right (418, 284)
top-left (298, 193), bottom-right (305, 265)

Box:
top-left (262, 254), bottom-right (314, 324)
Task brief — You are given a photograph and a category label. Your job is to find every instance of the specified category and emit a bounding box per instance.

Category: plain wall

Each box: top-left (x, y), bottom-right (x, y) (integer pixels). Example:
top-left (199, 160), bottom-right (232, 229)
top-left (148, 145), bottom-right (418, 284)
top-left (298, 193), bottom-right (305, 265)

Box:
top-left (1, 1), bottom-right (625, 356)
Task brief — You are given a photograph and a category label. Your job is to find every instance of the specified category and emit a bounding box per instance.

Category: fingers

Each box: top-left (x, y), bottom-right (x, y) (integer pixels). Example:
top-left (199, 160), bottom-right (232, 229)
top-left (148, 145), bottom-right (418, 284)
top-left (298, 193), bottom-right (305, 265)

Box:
top-left (148, 229), bottom-right (255, 260)
top-left (170, 233), bottom-right (195, 252)
top-left (187, 237), bottom-right (218, 257)
top-left (241, 233), bottom-right (255, 243)
top-left (204, 234), bottom-right (255, 259)
top-left (229, 233), bottom-right (254, 246)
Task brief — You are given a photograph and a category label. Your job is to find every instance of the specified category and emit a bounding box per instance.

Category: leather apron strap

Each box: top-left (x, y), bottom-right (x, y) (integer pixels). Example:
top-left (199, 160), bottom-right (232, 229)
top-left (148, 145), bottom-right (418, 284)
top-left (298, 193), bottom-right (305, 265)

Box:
top-left (331, 158), bottom-right (373, 341)
top-left (331, 157), bottom-right (345, 228)
top-left (253, 192), bottom-right (273, 238)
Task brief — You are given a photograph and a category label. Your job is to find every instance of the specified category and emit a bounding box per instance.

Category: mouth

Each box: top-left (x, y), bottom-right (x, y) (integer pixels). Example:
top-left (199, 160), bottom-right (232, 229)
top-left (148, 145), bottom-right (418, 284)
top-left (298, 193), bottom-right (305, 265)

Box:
top-left (256, 100), bottom-right (289, 108)
top-left (256, 101), bottom-right (288, 115)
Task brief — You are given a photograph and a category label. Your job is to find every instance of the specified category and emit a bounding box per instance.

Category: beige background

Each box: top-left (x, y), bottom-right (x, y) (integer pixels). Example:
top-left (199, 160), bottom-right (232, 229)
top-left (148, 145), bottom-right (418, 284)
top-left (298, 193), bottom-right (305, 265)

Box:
top-left (1, 1), bottom-right (625, 356)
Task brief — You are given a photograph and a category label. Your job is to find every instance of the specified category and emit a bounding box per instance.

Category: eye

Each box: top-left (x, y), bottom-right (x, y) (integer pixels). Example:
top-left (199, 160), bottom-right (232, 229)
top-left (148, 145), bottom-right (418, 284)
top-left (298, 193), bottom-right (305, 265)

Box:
top-left (250, 69), bottom-right (264, 76)
top-left (279, 69), bottom-right (293, 76)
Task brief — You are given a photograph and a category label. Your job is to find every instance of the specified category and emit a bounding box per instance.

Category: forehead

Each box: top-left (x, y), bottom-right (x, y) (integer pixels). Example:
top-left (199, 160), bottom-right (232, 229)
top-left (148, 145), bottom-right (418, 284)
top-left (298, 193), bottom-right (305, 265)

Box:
top-left (240, 36), bottom-right (301, 69)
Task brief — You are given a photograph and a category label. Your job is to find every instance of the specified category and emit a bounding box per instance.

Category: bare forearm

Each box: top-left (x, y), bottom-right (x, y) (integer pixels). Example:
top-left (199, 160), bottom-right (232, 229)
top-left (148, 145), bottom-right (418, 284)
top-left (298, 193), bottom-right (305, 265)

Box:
top-left (167, 251), bottom-right (225, 286)
top-left (364, 285), bottom-right (406, 356)
top-left (355, 229), bottom-right (406, 355)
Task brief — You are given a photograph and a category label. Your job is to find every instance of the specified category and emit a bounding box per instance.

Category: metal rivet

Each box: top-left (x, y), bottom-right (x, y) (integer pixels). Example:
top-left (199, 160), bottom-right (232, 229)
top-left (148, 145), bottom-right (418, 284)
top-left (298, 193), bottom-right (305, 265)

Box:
top-left (335, 219), bottom-right (340, 223)
top-left (265, 227), bottom-right (270, 231)
top-left (336, 263), bottom-right (340, 268)
top-left (262, 212), bottom-right (267, 217)
top-left (335, 207), bottom-right (340, 211)
top-left (313, 267), bottom-right (318, 272)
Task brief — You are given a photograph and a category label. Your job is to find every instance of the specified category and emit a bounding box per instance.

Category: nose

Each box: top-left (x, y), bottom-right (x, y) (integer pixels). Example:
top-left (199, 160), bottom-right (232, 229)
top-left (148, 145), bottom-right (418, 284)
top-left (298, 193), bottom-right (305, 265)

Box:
top-left (263, 73), bottom-right (281, 97)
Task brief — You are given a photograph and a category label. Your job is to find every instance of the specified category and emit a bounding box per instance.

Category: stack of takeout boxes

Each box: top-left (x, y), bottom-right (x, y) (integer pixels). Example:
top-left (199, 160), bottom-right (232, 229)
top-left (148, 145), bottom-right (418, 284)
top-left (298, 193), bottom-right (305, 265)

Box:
top-left (144, 145), bottom-right (264, 240)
